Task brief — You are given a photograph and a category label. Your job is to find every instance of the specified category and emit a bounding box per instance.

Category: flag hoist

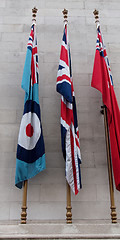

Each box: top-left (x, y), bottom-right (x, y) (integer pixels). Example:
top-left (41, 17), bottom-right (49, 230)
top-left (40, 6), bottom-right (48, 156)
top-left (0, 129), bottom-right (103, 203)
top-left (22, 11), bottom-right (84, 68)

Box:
top-left (15, 7), bottom-right (46, 224)
top-left (92, 9), bottom-right (118, 223)
top-left (56, 9), bottom-right (82, 223)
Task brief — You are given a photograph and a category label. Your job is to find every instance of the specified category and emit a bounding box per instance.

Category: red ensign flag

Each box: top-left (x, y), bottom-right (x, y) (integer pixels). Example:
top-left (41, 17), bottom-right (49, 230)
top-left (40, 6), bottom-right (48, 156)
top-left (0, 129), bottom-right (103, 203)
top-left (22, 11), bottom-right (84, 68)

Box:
top-left (91, 23), bottom-right (120, 191)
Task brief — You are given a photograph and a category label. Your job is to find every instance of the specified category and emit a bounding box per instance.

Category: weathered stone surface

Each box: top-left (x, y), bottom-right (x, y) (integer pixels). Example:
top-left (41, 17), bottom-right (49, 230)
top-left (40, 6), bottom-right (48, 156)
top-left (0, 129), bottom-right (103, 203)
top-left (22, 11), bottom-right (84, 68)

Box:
top-left (0, 0), bottom-right (120, 222)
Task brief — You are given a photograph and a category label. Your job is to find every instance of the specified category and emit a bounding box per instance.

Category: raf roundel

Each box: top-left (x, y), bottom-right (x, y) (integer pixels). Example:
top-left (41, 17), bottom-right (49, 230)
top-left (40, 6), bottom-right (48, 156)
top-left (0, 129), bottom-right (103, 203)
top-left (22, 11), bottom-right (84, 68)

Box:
top-left (18, 112), bottom-right (41, 150)
top-left (26, 123), bottom-right (34, 137)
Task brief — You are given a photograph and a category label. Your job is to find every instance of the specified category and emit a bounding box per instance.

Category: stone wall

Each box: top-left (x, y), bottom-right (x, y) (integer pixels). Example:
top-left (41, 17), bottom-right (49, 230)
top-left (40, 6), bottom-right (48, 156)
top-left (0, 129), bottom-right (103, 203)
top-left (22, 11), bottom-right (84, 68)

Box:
top-left (0, 0), bottom-right (120, 221)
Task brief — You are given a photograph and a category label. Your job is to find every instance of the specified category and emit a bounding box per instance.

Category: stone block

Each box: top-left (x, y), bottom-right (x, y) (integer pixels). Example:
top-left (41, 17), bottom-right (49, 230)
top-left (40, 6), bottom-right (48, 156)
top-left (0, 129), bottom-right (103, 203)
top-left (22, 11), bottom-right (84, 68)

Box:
top-left (0, 110), bottom-right (16, 123)
top-left (101, 17), bottom-right (120, 26)
top-left (0, 73), bottom-right (22, 85)
top-left (0, 62), bottom-right (24, 74)
top-left (71, 51), bottom-right (87, 64)
top-left (40, 183), bottom-right (66, 202)
top-left (109, 52), bottom-right (120, 64)
top-left (66, 9), bottom-right (86, 18)
top-left (43, 52), bottom-right (59, 63)
top-left (42, 97), bottom-right (60, 117)
top-left (93, 124), bottom-right (105, 138)
top-left (39, 84), bottom-right (58, 98)
top-left (116, 202), bottom-right (120, 219)
top-left (0, 96), bottom-right (24, 110)
top-left (9, 202), bottom-right (22, 220)
top-left (28, 202), bottom-right (66, 220)
top-left (16, 109), bottom-right (24, 124)
top-left (0, 0), bottom-right (6, 7)
top-left (76, 98), bottom-right (91, 113)
top-left (29, 168), bottom-right (66, 185)
top-left (0, 152), bottom-right (16, 168)
top-left (115, 189), bottom-right (120, 202)
top-left (0, 138), bottom-right (15, 152)
top-left (9, 187), bottom-right (23, 202)
top-left (44, 136), bottom-right (61, 152)
top-left (0, 185), bottom-right (11, 202)
top-left (0, 203), bottom-right (10, 220)
top-left (0, 168), bottom-right (12, 186)
top-left (72, 201), bottom-right (110, 219)
top-left (0, 41), bottom-right (23, 52)
top-left (0, 16), bottom-right (3, 24)
top-left (1, 32), bottom-right (28, 43)
top-left (78, 111), bottom-right (103, 125)
top-left (0, 24), bottom-right (23, 32)
top-left (39, 62), bottom-right (59, 86)
top-left (42, 106), bottom-right (60, 125)
top-left (109, 43), bottom-right (120, 53)
top-left (103, 2), bottom-right (120, 10)
top-left (6, 0), bottom-right (45, 9)
top-left (28, 184), bottom-right (40, 202)
top-left (85, 1), bottom-right (104, 10)
top-left (82, 167), bottom-right (108, 185)
top-left (0, 124), bottom-right (19, 139)
top-left (73, 73), bottom-right (90, 86)
top-left (72, 184), bottom-right (97, 202)
top-left (96, 184), bottom-right (110, 202)
top-left (0, 8), bottom-right (25, 17)
top-left (94, 152), bottom-right (107, 168)
top-left (46, 152), bottom-right (65, 168)
top-left (79, 124), bottom-right (93, 139)
top-left (45, 1), bottom-right (84, 9)
top-left (73, 62), bottom-right (93, 74)
top-left (81, 152), bottom-right (95, 168)
top-left (0, 85), bottom-right (23, 100)
top-left (43, 122), bottom-right (60, 137)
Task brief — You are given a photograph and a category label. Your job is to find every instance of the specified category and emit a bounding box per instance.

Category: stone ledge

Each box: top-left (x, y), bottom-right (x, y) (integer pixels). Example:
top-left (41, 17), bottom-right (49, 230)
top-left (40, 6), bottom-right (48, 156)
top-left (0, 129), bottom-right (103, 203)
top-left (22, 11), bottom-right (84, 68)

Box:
top-left (0, 221), bottom-right (120, 239)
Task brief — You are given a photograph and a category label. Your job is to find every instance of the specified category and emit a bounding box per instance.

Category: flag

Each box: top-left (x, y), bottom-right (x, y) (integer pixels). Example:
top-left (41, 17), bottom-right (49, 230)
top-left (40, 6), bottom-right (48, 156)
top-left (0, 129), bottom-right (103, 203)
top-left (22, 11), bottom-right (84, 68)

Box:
top-left (91, 23), bottom-right (120, 191)
top-left (56, 23), bottom-right (82, 195)
top-left (15, 24), bottom-right (45, 189)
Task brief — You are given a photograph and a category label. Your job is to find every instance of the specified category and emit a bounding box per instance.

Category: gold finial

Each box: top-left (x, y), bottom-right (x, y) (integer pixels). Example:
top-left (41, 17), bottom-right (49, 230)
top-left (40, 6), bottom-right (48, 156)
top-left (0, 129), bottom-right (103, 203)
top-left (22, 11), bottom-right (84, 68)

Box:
top-left (32, 6), bottom-right (38, 22)
top-left (93, 9), bottom-right (99, 24)
top-left (62, 8), bottom-right (68, 22)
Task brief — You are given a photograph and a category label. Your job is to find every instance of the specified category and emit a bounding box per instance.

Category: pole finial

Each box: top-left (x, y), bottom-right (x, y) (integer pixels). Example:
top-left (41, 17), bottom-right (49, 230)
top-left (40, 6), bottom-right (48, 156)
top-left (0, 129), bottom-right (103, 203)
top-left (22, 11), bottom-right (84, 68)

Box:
top-left (93, 9), bottom-right (99, 24)
top-left (32, 6), bottom-right (38, 22)
top-left (62, 8), bottom-right (68, 22)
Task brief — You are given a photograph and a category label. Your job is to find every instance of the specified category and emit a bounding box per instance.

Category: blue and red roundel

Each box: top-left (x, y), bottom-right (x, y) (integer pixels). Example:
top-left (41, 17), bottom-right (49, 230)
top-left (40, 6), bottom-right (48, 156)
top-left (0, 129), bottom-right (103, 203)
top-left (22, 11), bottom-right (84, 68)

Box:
top-left (17, 100), bottom-right (45, 163)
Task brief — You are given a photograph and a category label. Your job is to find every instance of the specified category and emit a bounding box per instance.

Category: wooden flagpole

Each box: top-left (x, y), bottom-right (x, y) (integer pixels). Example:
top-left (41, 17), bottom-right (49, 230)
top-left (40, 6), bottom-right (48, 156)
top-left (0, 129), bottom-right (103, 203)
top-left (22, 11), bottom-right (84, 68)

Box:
top-left (66, 181), bottom-right (72, 223)
top-left (103, 106), bottom-right (117, 223)
top-left (21, 180), bottom-right (28, 224)
top-left (21, 6), bottom-right (38, 224)
top-left (62, 8), bottom-right (72, 224)
top-left (93, 9), bottom-right (117, 223)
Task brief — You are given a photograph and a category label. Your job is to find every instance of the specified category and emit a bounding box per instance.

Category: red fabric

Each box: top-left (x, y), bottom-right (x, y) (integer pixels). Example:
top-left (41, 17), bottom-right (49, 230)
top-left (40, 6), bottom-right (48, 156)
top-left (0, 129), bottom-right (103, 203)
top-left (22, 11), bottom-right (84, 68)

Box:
top-left (91, 50), bottom-right (120, 191)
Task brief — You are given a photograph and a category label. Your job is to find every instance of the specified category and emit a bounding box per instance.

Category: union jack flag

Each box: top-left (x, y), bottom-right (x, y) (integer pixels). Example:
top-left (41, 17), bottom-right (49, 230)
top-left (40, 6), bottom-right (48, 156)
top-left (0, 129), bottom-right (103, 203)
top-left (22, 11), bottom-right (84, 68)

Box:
top-left (56, 23), bottom-right (82, 195)
top-left (91, 23), bottom-right (120, 191)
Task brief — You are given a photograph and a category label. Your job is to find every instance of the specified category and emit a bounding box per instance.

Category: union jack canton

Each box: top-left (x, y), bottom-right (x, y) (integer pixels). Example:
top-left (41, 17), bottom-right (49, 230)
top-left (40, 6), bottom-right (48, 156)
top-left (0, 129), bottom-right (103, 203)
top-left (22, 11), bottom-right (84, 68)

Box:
top-left (96, 23), bottom-right (113, 86)
top-left (56, 23), bottom-right (82, 195)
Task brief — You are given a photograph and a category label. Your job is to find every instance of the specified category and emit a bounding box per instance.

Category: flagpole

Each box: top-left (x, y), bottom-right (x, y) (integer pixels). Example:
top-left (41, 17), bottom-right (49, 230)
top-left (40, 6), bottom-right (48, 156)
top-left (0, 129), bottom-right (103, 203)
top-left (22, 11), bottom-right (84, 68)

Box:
top-left (20, 6), bottom-right (38, 224)
top-left (66, 181), bottom-right (72, 223)
top-left (93, 9), bottom-right (117, 224)
top-left (21, 180), bottom-right (28, 224)
top-left (103, 106), bottom-right (117, 223)
top-left (62, 8), bottom-right (72, 224)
